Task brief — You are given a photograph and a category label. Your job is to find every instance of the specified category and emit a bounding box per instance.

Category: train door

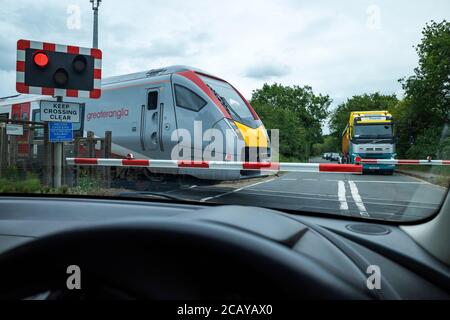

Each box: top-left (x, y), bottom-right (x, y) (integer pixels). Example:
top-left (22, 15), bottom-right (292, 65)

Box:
top-left (141, 82), bottom-right (178, 159)
top-left (171, 73), bottom-right (219, 161)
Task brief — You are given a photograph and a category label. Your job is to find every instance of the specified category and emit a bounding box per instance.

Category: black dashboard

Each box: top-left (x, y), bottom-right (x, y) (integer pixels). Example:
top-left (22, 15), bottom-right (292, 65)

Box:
top-left (0, 196), bottom-right (449, 299)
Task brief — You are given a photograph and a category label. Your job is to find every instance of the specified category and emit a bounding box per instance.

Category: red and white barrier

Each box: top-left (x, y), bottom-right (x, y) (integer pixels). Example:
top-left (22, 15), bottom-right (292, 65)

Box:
top-left (66, 158), bottom-right (363, 174)
top-left (361, 159), bottom-right (450, 166)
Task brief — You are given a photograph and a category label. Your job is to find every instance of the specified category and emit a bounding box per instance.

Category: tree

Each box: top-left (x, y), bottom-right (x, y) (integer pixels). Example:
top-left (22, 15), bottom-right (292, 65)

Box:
top-left (251, 83), bottom-right (332, 160)
top-left (400, 20), bottom-right (450, 132)
top-left (254, 103), bottom-right (308, 161)
top-left (312, 135), bottom-right (339, 156)
top-left (398, 20), bottom-right (450, 158)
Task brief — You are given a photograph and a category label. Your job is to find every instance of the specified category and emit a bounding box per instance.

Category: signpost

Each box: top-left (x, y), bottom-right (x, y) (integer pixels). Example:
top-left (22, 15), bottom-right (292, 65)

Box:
top-left (40, 101), bottom-right (81, 123)
top-left (49, 122), bottom-right (74, 142)
top-left (6, 124), bottom-right (24, 136)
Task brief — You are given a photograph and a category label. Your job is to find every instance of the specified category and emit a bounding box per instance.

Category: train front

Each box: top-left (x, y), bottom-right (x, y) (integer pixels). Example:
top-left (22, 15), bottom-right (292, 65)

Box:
top-left (196, 72), bottom-right (272, 179)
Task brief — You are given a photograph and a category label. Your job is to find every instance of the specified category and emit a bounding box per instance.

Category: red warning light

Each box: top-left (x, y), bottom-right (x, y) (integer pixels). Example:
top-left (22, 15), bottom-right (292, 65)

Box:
top-left (33, 52), bottom-right (49, 68)
top-left (355, 156), bottom-right (362, 164)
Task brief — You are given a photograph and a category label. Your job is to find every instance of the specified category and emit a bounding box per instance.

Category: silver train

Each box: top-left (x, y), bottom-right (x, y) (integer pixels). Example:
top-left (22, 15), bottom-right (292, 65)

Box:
top-left (1, 66), bottom-right (271, 180)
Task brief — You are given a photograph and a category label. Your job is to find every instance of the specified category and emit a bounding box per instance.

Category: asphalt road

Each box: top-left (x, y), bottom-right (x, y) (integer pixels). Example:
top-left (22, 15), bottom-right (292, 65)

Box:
top-left (127, 157), bottom-right (448, 222)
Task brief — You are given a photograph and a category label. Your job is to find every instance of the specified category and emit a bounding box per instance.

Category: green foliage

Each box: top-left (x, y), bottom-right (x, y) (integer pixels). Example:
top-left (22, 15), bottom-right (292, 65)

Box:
top-left (399, 20), bottom-right (450, 131)
top-left (405, 127), bottom-right (442, 159)
top-left (397, 20), bottom-right (450, 158)
top-left (251, 83), bottom-right (331, 161)
top-left (312, 135), bottom-right (339, 156)
top-left (0, 168), bottom-right (41, 193)
top-left (69, 173), bottom-right (102, 195)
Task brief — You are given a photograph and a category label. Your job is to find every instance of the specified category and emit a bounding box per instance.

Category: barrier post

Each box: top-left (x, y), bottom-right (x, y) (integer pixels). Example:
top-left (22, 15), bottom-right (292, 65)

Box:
top-left (104, 131), bottom-right (112, 187)
top-left (87, 131), bottom-right (95, 179)
top-left (0, 125), bottom-right (7, 177)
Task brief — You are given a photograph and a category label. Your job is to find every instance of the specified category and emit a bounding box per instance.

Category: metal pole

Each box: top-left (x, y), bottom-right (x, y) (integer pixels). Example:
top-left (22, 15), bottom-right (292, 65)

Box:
top-left (93, 8), bottom-right (98, 48)
top-left (91, 0), bottom-right (101, 49)
top-left (53, 96), bottom-right (63, 188)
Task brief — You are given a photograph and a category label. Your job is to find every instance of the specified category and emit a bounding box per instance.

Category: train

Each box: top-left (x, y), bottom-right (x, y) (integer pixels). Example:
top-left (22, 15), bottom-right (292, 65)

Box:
top-left (0, 66), bottom-right (271, 180)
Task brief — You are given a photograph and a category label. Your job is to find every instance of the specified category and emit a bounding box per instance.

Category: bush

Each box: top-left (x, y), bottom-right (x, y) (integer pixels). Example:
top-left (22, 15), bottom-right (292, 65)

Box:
top-left (405, 127), bottom-right (449, 159)
top-left (0, 172), bottom-right (41, 193)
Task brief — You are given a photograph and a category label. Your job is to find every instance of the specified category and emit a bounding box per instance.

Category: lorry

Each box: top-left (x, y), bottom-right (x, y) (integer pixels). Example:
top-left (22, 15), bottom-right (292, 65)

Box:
top-left (341, 110), bottom-right (396, 175)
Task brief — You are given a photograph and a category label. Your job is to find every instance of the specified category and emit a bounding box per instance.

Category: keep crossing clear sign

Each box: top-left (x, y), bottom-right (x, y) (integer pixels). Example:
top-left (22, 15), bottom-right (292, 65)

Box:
top-left (40, 100), bottom-right (81, 123)
top-left (49, 122), bottom-right (73, 142)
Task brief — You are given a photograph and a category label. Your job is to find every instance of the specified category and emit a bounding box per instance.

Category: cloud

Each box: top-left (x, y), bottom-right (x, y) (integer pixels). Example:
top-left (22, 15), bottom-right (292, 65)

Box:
top-left (244, 63), bottom-right (291, 80)
top-left (0, 0), bottom-right (449, 113)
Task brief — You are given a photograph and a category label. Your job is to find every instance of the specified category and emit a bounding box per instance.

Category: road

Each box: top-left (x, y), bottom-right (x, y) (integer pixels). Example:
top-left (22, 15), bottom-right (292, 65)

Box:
top-left (127, 157), bottom-right (448, 222)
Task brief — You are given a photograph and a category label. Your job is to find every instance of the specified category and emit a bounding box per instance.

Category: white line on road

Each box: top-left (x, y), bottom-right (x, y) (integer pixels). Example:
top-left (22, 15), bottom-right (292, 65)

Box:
top-left (348, 181), bottom-right (369, 217)
top-left (281, 178), bottom-right (297, 181)
top-left (303, 178), bottom-right (319, 181)
top-left (327, 179), bottom-right (426, 184)
top-left (338, 181), bottom-right (349, 211)
top-left (350, 180), bottom-right (427, 184)
top-left (200, 178), bottom-right (276, 202)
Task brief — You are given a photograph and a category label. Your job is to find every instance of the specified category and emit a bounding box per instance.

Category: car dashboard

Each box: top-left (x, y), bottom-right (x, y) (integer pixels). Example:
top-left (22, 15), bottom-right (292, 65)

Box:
top-left (0, 196), bottom-right (448, 299)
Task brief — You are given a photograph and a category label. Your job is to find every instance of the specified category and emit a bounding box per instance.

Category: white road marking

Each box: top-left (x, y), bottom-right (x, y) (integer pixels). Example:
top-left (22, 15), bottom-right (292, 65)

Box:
top-left (350, 180), bottom-right (427, 184)
top-left (338, 180), bottom-right (349, 211)
top-left (189, 185), bottom-right (197, 189)
top-left (251, 188), bottom-right (339, 198)
top-left (282, 178), bottom-right (297, 181)
top-left (303, 178), bottom-right (319, 181)
top-left (348, 181), bottom-right (369, 217)
top-left (200, 178), bottom-right (276, 202)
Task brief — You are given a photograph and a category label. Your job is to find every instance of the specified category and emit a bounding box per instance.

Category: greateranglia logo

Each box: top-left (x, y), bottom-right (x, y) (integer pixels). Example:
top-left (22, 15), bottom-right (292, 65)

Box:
top-left (86, 108), bottom-right (129, 121)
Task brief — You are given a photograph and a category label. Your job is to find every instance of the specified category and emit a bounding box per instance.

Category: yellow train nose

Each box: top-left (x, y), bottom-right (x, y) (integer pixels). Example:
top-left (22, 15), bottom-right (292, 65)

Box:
top-left (234, 121), bottom-right (269, 148)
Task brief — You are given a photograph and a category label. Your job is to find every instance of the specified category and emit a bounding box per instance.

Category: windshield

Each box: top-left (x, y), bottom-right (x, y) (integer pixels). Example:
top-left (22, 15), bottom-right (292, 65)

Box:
top-left (354, 124), bottom-right (393, 138)
top-left (0, 0), bottom-right (449, 224)
top-left (199, 76), bottom-right (254, 120)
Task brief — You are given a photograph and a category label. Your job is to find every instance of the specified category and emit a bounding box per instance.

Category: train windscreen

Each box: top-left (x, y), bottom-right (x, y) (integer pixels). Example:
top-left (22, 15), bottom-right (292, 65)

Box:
top-left (199, 75), bottom-right (254, 121)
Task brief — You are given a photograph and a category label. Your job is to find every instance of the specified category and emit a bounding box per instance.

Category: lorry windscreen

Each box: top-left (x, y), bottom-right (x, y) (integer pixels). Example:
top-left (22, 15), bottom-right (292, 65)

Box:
top-left (354, 124), bottom-right (393, 138)
top-left (199, 76), bottom-right (254, 120)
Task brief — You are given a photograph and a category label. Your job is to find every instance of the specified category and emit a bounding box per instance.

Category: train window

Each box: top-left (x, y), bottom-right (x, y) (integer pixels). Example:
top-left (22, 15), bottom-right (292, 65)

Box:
top-left (147, 91), bottom-right (158, 110)
top-left (174, 84), bottom-right (207, 112)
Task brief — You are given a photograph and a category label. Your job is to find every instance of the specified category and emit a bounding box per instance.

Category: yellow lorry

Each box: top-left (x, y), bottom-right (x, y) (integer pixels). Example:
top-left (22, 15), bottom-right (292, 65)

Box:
top-left (341, 111), bottom-right (396, 174)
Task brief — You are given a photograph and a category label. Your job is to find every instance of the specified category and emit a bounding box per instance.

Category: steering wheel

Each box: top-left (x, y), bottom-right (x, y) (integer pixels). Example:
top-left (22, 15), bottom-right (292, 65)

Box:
top-left (0, 220), bottom-right (370, 299)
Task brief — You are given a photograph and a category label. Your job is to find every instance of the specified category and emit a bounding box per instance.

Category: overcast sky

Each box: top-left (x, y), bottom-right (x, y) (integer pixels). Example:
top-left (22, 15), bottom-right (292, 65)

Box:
top-left (1, 0), bottom-right (449, 132)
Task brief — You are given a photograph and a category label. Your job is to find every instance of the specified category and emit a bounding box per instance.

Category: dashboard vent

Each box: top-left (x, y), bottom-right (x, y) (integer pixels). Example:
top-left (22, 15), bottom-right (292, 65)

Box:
top-left (345, 224), bottom-right (390, 235)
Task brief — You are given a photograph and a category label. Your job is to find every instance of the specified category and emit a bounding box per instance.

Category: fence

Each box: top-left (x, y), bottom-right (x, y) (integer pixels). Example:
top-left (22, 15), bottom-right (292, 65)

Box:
top-left (0, 119), bottom-right (111, 189)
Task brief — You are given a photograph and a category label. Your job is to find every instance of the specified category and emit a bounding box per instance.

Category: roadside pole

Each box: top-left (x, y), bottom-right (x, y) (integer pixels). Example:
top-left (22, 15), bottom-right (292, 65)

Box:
top-left (52, 96), bottom-right (63, 188)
